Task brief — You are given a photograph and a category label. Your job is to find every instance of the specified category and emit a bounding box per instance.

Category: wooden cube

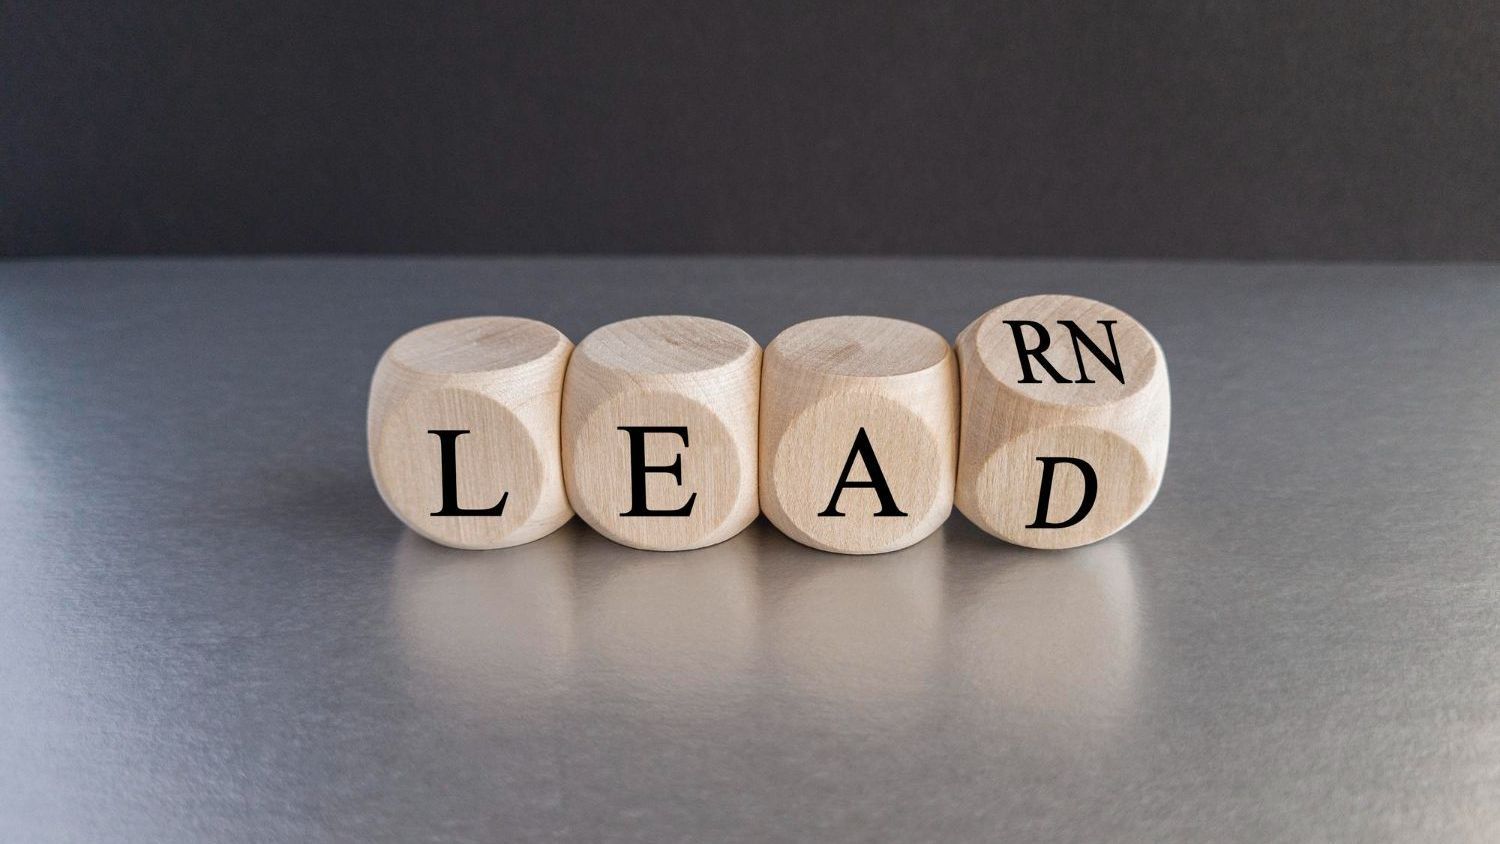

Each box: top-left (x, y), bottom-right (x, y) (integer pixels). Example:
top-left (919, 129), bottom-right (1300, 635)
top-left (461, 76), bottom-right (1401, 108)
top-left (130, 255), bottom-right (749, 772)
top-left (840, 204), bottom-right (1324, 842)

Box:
top-left (368, 317), bottom-right (574, 549)
top-left (760, 316), bottom-right (958, 554)
top-left (561, 315), bottom-right (761, 551)
top-left (955, 294), bottom-right (1169, 548)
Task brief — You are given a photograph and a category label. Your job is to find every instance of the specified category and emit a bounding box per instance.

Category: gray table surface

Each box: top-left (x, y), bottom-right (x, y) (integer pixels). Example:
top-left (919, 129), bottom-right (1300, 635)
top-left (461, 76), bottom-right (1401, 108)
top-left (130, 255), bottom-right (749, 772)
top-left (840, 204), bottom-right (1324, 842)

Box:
top-left (1, 258), bottom-right (1497, 843)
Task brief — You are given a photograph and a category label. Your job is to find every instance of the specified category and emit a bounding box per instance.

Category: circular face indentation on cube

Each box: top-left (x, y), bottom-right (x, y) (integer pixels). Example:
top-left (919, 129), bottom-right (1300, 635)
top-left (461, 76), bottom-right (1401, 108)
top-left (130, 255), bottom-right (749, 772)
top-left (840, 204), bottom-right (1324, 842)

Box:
top-left (972, 425), bottom-right (1154, 549)
top-left (566, 391), bottom-right (746, 551)
top-left (970, 294), bottom-right (1160, 407)
top-left (770, 394), bottom-right (946, 553)
top-left (386, 316), bottom-right (569, 375)
top-left (374, 387), bottom-right (545, 549)
top-left (576, 315), bottom-right (758, 376)
top-left (768, 315), bottom-right (951, 378)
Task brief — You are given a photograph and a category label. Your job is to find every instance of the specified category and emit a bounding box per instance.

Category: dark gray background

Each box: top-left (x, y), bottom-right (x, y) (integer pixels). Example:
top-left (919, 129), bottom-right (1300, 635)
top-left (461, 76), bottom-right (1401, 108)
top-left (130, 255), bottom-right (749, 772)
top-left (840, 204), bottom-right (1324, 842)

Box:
top-left (4, 2), bottom-right (1498, 259)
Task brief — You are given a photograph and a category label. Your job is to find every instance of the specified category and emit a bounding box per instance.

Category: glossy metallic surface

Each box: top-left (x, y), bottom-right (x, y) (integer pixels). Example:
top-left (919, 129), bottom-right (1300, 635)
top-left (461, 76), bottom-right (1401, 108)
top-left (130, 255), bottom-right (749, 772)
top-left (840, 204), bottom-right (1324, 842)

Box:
top-left (1, 259), bottom-right (1497, 842)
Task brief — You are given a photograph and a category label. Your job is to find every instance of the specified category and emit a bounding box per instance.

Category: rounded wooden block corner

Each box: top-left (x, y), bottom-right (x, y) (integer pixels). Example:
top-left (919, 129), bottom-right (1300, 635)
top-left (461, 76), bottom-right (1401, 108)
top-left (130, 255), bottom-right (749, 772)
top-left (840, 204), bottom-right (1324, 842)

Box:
top-left (955, 294), bottom-right (1170, 549)
top-left (368, 316), bottom-right (575, 550)
top-left (760, 315), bottom-right (958, 555)
top-left (561, 315), bottom-right (761, 551)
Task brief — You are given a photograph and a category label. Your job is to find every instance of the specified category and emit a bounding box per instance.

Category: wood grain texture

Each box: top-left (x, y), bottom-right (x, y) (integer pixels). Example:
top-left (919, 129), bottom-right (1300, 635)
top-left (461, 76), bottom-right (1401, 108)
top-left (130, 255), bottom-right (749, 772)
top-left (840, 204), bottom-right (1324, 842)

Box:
top-left (368, 317), bottom-right (574, 549)
top-left (955, 294), bottom-right (1169, 549)
top-left (561, 315), bottom-right (761, 551)
top-left (760, 316), bottom-right (957, 554)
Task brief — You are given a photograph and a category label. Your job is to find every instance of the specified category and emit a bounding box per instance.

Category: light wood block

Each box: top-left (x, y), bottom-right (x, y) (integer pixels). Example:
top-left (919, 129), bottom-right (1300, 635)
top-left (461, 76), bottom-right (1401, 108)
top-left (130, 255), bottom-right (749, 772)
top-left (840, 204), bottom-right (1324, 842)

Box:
top-left (760, 316), bottom-right (958, 554)
top-left (955, 294), bottom-right (1169, 549)
top-left (368, 317), bottom-right (574, 549)
top-left (561, 315), bottom-right (761, 551)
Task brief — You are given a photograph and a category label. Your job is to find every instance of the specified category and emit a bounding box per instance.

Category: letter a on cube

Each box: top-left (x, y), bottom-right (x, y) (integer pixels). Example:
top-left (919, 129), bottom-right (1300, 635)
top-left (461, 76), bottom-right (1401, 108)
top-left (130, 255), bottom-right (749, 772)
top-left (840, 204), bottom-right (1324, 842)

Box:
top-left (760, 316), bottom-right (958, 554)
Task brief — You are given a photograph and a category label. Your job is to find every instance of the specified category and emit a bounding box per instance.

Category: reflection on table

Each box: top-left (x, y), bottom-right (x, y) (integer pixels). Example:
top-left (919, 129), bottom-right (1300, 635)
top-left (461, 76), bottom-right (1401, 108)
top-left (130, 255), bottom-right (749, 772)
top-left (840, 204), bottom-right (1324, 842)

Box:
top-left (391, 517), bottom-right (1140, 739)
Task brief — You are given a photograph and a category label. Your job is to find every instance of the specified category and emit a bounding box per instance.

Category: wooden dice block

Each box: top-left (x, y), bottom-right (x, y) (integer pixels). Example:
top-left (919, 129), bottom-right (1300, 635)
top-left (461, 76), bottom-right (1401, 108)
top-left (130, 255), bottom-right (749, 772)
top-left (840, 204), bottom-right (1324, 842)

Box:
top-left (955, 294), bottom-right (1169, 549)
top-left (562, 315), bottom-right (761, 551)
top-left (760, 316), bottom-right (958, 554)
top-left (368, 317), bottom-right (574, 549)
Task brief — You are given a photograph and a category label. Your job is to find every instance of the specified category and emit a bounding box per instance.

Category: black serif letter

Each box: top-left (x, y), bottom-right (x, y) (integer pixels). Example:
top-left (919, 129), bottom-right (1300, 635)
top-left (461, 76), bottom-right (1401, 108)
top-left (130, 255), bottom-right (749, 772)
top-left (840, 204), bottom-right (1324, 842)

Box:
top-left (1003, 320), bottom-right (1072, 384)
top-left (1058, 319), bottom-right (1124, 384)
top-left (818, 428), bottom-right (909, 518)
top-left (428, 429), bottom-right (509, 517)
top-left (1026, 456), bottom-right (1097, 529)
top-left (618, 426), bottom-right (697, 517)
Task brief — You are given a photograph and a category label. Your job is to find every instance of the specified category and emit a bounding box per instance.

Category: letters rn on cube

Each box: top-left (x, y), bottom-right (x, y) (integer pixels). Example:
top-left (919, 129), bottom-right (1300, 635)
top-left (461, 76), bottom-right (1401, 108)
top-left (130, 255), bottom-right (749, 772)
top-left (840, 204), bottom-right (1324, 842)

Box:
top-left (956, 294), bottom-right (1169, 549)
top-left (367, 294), bottom-right (1170, 553)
